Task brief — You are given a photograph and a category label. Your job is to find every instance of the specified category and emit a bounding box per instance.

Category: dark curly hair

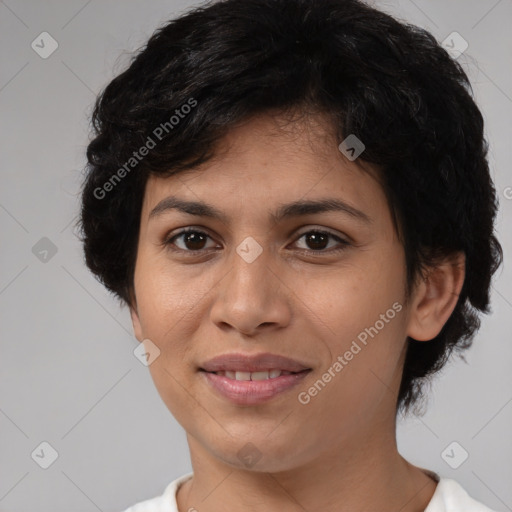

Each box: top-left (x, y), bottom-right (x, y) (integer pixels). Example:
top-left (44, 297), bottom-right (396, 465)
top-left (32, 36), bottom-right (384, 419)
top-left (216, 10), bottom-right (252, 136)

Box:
top-left (78, 0), bottom-right (503, 414)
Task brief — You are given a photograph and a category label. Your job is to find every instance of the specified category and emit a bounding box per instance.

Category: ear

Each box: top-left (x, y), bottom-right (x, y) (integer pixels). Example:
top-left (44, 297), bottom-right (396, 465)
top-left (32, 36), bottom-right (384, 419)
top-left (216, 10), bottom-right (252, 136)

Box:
top-left (129, 298), bottom-right (144, 343)
top-left (406, 251), bottom-right (465, 342)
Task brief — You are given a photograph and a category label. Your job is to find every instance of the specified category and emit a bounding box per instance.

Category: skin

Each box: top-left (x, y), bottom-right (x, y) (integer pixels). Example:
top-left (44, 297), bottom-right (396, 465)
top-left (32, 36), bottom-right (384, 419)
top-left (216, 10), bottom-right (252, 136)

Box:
top-left (129, 111), bottom-right (465, 512)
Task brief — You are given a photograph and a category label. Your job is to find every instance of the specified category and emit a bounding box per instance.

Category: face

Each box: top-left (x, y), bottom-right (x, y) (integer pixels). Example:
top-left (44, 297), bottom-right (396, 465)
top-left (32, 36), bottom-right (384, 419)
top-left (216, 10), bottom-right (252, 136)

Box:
top-left (130, 112), bottom-right (415, 472)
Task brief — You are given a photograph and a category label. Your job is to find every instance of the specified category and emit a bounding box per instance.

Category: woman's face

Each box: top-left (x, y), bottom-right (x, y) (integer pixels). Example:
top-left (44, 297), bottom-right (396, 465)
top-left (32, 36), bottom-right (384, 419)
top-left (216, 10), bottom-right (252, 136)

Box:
top-left (130, 112), bottom-right (415, 471)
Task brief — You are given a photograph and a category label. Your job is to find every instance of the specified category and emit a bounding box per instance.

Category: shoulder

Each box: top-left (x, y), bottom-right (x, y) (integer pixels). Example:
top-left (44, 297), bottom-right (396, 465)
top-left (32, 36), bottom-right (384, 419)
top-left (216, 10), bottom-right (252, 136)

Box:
top-left (425, 478), bottom-right (499, 512)
top-left (120, 472), bottom-right (194, 512)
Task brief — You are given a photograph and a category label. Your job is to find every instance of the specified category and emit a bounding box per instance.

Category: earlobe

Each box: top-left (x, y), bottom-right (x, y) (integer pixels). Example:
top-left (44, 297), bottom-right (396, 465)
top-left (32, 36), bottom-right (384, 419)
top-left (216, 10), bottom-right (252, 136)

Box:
top-left (129, 303), bottom-right (144, 343)
top-left (127, 287), bottom-right (144, 342)
top-left (406, 252), bottom-right (466, 342)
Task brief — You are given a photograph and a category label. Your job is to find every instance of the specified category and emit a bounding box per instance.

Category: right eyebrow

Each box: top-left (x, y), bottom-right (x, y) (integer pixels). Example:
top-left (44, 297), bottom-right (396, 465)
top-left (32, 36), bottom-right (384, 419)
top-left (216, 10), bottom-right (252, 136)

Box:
top-left (148, 196), bottom-right (372, 225)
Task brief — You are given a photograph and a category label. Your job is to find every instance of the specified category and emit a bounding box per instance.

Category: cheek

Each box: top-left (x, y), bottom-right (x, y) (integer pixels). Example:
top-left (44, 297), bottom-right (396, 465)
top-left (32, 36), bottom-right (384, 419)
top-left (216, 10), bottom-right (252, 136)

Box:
top-left (133, 257), bottom-right (212, 380)
top-left (134, 256), bottom-right (195, 332)
top-left (147, 358), bottom-right (202, 436)
top-left (296, 251), bottom-right (407, 389)
top-left (294, 310), bottom-right (406, 438)
top-left (299, 255), bottom-right (405, 339)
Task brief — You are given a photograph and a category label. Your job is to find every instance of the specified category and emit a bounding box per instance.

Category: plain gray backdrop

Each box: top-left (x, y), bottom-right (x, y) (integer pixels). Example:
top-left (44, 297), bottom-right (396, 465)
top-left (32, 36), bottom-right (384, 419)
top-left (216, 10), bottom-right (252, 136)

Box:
top-left (1, 0), bottom-right (511, 511)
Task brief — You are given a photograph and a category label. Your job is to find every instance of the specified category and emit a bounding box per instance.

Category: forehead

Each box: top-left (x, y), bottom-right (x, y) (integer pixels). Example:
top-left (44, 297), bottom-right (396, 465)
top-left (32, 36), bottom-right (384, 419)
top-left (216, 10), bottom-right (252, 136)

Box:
top-left (140, 112), bottom-right (386, 223)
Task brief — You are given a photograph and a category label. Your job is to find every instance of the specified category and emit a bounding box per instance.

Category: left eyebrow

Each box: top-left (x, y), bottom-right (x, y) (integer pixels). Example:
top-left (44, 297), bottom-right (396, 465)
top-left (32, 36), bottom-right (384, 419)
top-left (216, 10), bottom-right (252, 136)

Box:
top-left (148, 196), bottom-right (372, 225)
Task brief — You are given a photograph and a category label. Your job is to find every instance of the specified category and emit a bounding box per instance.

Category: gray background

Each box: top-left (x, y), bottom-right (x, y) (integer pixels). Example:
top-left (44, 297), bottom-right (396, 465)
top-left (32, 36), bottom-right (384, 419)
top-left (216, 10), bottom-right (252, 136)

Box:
top-left (1, 0), bottom-right (511, 511)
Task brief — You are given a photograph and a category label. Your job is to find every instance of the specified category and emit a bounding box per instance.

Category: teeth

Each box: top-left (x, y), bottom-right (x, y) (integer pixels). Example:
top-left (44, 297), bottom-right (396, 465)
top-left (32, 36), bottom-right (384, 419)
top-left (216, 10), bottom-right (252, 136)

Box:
top-left (251, 371), bottom-right (270, 380)
top-left (213, 369), bottom-right (294, 380)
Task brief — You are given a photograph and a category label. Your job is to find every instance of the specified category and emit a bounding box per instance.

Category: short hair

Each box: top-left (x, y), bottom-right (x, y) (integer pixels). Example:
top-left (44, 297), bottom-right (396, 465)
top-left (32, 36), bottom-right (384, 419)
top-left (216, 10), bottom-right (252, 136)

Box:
top-left (78, 0), bottom-right (503, 414)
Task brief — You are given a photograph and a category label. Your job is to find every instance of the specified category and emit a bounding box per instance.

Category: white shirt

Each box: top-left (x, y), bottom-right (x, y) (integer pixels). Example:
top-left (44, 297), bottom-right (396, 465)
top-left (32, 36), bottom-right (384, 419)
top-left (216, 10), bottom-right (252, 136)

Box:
top-left (121, 471), bottom-right (498, 512)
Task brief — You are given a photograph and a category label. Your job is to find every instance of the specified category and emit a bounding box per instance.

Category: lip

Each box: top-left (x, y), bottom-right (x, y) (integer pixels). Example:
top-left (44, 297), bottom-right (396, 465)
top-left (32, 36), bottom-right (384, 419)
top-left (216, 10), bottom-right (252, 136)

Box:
top-left (200, 369), bottom-right (311, 405)
top-left (199, 352), bottom-right (311, 373)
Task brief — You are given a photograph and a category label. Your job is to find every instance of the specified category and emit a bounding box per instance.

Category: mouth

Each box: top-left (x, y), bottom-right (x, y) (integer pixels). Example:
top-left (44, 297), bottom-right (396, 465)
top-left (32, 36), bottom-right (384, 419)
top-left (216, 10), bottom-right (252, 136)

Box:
top-left (198, 352), bottom-right (312, 405)
top-left (199, 351), bottom-right (311, 374)
top-left (199, 368), bottom-right (308, 380)
top-left (199, 367), bottom-right (312, 405)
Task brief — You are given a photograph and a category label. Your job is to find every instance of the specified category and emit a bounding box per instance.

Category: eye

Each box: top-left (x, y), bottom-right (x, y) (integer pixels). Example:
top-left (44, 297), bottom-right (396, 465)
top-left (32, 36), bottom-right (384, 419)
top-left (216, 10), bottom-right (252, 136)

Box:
top-left (293, 229), bottom-right (351, 254)
top-left (163, 227), bottom-right (218, 252)
top-left (162, 227), bottom-right (351, 255)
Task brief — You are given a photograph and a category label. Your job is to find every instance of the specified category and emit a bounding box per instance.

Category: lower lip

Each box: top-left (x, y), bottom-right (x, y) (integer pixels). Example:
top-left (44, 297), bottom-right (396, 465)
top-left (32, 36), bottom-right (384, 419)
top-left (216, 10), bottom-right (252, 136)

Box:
top-left (200, 370), bottom-right (311, 405)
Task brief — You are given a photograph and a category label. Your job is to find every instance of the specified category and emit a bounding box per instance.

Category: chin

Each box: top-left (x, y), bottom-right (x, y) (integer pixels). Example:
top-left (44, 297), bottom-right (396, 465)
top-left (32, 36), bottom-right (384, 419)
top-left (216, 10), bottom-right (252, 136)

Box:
top-left (205, 432), bottom-right (309, 473)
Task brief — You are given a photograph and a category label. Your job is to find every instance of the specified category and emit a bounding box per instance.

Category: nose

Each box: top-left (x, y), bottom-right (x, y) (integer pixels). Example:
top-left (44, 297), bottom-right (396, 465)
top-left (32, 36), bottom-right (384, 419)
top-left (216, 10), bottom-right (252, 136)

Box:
top-left (209, 243), bottom-right (292, 337)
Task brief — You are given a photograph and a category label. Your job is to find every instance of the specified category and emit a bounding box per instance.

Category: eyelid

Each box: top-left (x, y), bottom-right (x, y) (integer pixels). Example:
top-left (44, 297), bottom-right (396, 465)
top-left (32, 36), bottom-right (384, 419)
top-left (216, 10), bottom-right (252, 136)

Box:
top-left (162, 226), bottom-right (219, 250)
top-left (293, 228), bottom-right (351, 252)
top-left (294, 225), bottom-right (349, 241)
top-left (163, 225), bottom-right (351, 254)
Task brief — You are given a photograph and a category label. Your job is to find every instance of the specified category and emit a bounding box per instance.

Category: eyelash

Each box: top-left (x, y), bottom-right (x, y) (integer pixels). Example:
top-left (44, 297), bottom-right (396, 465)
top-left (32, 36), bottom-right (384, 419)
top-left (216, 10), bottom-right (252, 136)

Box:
top-left (162, 227), bottom-right (351, 256)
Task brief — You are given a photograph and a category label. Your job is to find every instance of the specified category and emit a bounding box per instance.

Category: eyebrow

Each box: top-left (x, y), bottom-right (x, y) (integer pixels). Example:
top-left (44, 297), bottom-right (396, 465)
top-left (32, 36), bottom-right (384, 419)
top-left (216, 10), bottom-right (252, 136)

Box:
top-left (148, 196), bottom-right (372, 224)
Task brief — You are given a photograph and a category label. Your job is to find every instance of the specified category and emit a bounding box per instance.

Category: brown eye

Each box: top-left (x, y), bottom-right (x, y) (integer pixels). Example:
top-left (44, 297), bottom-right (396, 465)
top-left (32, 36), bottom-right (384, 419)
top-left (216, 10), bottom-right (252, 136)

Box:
top-left (163, 227), bottom-right (350, 255)
top-left (164, 229), bottom-right (217, 252)
top-left (294, 230), bottom-right (350, 253)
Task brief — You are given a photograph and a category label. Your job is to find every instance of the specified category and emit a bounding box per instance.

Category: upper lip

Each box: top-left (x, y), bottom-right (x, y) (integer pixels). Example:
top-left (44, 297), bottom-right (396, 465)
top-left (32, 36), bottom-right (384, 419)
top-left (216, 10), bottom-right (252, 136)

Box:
top-left (200, 352), bottom-right (311, 373)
